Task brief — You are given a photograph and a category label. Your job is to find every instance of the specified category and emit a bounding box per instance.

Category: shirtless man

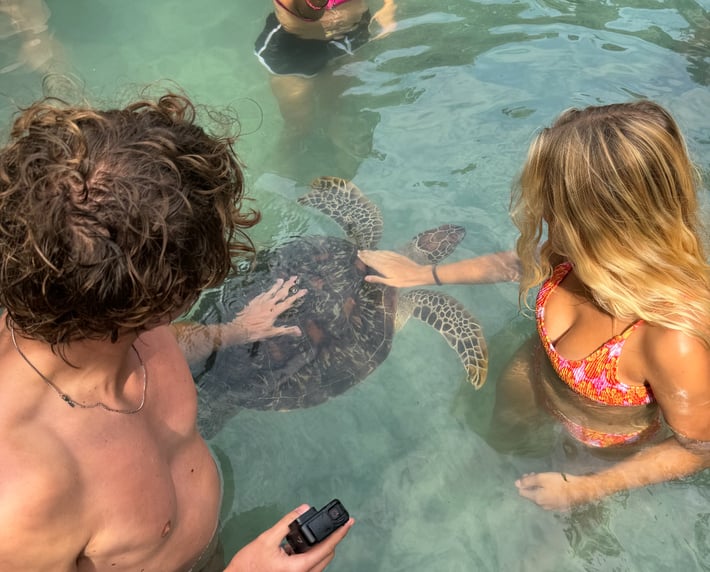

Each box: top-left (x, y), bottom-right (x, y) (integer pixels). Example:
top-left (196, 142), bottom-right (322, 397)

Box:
top-left (0, 92), bottom-right (352, 571)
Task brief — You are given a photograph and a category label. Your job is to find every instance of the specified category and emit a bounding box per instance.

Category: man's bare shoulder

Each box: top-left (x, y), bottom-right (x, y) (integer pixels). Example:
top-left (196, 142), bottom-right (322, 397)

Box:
top-left (136, 325), bottom-right (193, 376)
top-left (136, 325), bottom-right (199, 426)
top-left (0, 429), bottom-right (85, 569)
top-left (135, 325), bottom-right (189, 370)
top-left (139, 323), bottom-right (181, 343)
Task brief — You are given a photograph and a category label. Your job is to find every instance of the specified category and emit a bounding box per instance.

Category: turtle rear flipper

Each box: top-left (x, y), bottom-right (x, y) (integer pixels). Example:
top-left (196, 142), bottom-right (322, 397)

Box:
top-left (397, 289), bottom-right (488, 389)
top-left (298, 176), bottom-right (384, 249)
top-left (399, 224), bottom-right (466, 265)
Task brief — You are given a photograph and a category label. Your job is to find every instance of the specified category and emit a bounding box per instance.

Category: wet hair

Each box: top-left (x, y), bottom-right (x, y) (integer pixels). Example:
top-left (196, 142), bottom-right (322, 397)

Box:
top-left (511, 100), bottom-right (710, 345)
top-left (0, 92), bottom-right (259, 345)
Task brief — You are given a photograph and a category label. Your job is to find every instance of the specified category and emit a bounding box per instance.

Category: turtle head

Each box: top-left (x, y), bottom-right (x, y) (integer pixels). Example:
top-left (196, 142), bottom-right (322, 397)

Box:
top-left (402, 224), bottom-right (467, 265)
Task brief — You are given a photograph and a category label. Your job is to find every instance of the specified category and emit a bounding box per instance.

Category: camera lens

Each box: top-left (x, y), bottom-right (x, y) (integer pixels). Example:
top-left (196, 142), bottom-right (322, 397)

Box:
top-left (328, 507), bottom-right (341, 519)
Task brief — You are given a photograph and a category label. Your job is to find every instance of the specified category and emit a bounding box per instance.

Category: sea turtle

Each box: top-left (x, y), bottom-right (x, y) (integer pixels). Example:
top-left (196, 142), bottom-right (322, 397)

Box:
top-left (194, 176), bottom-right (488, 437)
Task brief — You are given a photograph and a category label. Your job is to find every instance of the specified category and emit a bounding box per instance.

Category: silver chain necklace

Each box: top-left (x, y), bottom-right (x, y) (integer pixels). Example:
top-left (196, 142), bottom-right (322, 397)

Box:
top-left (10, 325), bottom-right (147, 414)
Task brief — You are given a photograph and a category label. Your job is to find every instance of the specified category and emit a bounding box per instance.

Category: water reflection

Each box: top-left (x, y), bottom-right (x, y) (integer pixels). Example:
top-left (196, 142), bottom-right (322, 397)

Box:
top-left (531, 0), bottom-right (709, 87)
top-left (0, 0), bottom-right (67, 74)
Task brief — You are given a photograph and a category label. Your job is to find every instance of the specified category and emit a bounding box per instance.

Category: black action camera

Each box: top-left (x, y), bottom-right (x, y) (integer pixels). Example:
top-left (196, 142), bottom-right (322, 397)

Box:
top-left (285, 499), bottom-right (350, 554)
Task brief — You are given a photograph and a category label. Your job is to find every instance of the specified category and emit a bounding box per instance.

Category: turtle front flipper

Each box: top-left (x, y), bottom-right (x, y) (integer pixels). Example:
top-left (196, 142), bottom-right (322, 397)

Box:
top-left (397, 289), bottom-right (488, 388)
top-left (399, 224), bottom-right (466, 265)
top-left (298, 176), bottom-right (384, 249)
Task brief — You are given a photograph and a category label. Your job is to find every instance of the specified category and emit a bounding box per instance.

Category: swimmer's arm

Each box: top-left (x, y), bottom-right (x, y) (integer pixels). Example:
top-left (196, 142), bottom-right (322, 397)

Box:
top-left (171, 277), bottom-right (306, 363)
top-left (517, 329), bottom-right (710, 510)
top-left (357, 250), bottom-right (520, 288)
top-left (516, 436), bottom-right (710, 511)
top-left (371, 0), bottom-right (397, 38)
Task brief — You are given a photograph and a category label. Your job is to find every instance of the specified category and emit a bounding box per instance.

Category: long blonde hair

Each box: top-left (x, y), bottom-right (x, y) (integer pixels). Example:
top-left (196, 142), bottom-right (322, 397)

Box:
top-left (511, 100), bottom-right (710, 345)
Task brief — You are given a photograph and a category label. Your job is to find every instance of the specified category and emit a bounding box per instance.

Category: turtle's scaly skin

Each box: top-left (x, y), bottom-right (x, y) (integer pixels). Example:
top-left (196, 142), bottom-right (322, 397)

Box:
top-left (194, 177), bottom-right (487, 438)
top-left (298, 177), bottom-right (384, 249)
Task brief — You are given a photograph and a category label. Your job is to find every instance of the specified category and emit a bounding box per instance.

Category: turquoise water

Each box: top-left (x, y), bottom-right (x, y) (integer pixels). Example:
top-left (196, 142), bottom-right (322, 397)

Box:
top-left (2, 1), bottom-right (710, 570)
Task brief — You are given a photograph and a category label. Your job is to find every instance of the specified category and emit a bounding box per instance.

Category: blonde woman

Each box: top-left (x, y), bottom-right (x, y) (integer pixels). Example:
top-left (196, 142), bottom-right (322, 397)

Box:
top-left (359, 101), bottom-right (710, 511)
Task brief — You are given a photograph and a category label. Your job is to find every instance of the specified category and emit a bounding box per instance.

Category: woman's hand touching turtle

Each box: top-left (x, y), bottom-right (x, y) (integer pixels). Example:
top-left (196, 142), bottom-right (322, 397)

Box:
top-left (358, 250), bottom-right (434, 288)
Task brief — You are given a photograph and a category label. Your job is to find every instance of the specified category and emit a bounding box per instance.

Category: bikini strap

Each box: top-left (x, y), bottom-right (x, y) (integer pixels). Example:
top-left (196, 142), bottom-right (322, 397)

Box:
top-left (536, 262), bottom-right (573, 310)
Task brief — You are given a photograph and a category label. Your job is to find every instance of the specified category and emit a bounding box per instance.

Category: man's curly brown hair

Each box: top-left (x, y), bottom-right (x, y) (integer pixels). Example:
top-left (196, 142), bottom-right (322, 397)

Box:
top-left (0, 92), bottom-right (259, 345)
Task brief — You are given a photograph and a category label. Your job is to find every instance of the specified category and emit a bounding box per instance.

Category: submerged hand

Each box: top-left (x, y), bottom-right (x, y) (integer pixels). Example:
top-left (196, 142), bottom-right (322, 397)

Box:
top-left (225, 505), bottom-right (354, 572)
top-left (515, 472), bottom-right (595, 511)
top-left (370, 2), bottom-right (397, 39)
top-left (171, 277), bottom-right (306, 363)
top-left (226, 276), bottom-right (307, 344)
top-left (358, 250), bottom-right (433, 288)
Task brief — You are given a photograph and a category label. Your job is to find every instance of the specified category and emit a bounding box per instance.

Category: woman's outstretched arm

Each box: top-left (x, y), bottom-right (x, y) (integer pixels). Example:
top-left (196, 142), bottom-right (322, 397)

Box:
top-left (357, 250), bottom-right (521, 288)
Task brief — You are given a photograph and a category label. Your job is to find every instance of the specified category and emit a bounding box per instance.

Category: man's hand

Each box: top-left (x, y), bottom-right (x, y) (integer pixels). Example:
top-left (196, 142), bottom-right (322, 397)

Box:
top-left (226, 276), bottom-right (307, 344)
top-left (172, 276), bottom-right (306, 364)
top-left (225, 505), bottom-right (354, 572)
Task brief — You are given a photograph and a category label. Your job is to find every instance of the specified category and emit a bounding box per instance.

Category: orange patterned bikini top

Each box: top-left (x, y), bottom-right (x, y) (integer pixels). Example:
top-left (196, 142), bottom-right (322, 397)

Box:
top-left (536, 263), bottom-right (654, 407)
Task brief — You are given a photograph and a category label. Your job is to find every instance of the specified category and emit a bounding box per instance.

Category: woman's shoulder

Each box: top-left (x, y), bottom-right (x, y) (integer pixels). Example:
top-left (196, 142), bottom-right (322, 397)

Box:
top-left (642, 323), bottom-right (708, 355)
top-left (641, 324), bottom-right (710, 385)
top-left (641, 323), bottom-right (710, 441)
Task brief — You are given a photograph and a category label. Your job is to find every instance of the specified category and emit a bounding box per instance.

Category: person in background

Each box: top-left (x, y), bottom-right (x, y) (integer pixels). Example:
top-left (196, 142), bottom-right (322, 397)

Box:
top-left (0, 91), bottom-right (351, 571)
top-left (358, 100), bottom-right (710, 511)
top-left (254, 0), bottom-right (397, 135)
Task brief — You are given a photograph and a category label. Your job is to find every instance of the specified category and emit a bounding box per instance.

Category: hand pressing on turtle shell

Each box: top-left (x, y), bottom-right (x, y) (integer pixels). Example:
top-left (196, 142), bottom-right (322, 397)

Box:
top-left (358, 250), bottom-right (437, 288)
top-left (225, 276), bottom-right (308, 344)
top-left (359, 249), bottom-right (522, 288)
top-left (225, 504), bottom-right (354, 572)
top-left (172, 276), bottom-right (306, 364)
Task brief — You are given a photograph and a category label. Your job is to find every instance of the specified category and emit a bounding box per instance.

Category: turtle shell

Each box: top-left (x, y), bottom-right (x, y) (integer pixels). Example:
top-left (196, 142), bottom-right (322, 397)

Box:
top-left (195, 235), bottom-right (396, 413)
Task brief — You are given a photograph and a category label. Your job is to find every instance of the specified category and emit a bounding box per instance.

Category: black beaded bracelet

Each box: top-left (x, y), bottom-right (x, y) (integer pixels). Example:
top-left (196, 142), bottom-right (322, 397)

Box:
top-left (431, 264), bottom-right (442, 286)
